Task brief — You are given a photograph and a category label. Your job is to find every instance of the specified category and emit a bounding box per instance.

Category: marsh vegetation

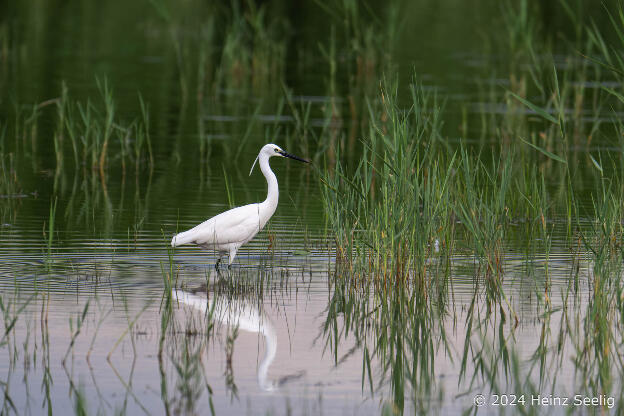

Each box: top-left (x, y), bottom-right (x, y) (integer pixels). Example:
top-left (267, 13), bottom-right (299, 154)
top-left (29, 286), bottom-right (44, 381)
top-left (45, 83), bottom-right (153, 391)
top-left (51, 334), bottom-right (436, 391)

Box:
top-left (2, 0), bottom-right (624, 414)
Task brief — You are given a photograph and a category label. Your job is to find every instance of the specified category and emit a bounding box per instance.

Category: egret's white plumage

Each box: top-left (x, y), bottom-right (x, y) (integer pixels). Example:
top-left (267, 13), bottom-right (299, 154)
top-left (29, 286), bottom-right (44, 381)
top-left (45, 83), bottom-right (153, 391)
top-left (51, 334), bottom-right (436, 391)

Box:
top-left (171, 144), bottom-right (308, 266)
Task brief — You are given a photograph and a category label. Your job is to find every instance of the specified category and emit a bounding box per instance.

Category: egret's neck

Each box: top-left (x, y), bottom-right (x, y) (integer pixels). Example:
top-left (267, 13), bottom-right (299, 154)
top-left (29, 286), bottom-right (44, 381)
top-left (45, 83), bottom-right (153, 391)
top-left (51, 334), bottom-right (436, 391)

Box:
top-left (259, 155), bottom-right (279, 218)
top-left (258, 319), bottom-right (277, 391)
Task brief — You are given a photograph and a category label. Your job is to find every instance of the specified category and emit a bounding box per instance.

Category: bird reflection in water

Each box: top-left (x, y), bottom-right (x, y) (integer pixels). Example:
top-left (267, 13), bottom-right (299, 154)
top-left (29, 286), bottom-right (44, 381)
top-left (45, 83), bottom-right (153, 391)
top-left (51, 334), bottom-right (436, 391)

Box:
top-left (173, 286), bottom-right (304, 392)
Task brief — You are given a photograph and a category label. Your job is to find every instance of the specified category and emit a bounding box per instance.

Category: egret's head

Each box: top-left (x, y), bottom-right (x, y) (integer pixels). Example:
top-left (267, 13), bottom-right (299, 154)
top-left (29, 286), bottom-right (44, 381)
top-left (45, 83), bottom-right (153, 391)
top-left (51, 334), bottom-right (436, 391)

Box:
top-left (264, 143), bottom-right (284, 157)
top-left (250, 144), bottom-right (309, 175)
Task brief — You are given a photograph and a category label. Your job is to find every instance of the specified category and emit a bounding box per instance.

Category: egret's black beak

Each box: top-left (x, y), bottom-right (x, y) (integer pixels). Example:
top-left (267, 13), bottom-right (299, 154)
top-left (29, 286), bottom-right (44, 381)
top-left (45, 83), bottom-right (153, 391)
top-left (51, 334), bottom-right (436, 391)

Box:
top-left (278, 150), bottom-right (310, 163)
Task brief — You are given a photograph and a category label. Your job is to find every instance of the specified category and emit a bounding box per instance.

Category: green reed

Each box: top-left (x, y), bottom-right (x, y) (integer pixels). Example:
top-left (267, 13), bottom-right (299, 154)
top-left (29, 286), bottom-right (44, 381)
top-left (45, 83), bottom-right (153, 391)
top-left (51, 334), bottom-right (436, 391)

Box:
top-left (3, 1), bottom-right (624, 414)
top-left (0, 151), bottom-right (21, 224)
top-left (320, 78), bottom-right (459, 411)
top-left (586, 1), bottom-right (624, 82)
top-left (46, 79), bottom-right (154, 178)
top-left (62, 300), bottom-right (90, 365)
top-left (159, 235), bottom-right (177, 416)
top-left (45, 197), bottom-right (57, 265)
top-left (574, 165), bottom-right (624, 395)
top-left (322, 77), bottom-right (452, 289)
top-left (214, 1), bottom-right (287, 91)
top-left (318, 36), bottom-right (623, 408)
top-left (454, 147), bottom-right (513, 306)
top-left (323, 266), bottom-right (447, 412)
top-left (0, 152), bottom-right (19, 197)
top-left (0, 293), bottom-right (35, 414)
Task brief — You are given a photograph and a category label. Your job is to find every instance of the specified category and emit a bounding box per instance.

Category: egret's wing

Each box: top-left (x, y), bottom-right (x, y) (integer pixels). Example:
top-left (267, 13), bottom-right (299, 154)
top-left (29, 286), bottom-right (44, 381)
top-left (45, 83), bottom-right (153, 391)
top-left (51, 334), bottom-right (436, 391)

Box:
top-left (172, 203), bottom-right (262, 246)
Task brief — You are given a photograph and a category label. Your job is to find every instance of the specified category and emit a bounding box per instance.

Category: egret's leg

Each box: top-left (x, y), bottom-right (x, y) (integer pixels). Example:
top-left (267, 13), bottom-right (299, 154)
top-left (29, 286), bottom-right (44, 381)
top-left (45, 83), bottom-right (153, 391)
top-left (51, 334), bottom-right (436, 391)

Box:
top-left (215, 256), bottom-right (222, 270)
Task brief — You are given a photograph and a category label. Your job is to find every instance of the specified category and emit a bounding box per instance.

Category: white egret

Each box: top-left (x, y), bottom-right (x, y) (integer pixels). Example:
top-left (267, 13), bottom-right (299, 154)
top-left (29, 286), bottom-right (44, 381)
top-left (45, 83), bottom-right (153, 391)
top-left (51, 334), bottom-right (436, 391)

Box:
top-left (171, 144), bottom-right (309, 267)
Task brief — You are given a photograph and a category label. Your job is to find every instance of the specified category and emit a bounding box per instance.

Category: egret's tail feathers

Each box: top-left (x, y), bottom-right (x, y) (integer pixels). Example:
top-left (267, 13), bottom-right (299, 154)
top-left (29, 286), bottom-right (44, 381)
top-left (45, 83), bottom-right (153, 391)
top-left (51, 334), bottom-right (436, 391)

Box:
top-left (171, 230), bottom-right (196, 247)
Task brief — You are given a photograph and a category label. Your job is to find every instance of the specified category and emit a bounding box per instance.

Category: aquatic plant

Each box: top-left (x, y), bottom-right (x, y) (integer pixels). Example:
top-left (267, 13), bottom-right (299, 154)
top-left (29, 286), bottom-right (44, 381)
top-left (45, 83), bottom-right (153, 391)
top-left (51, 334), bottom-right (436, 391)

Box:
top-left (215, 1), bottom-right (287, 91)
top-left (48, 79), bottom-right (154, 178)
top-left (0, 151), bottom-right (22, 224)
top-left (322, 77), bottom-right (451, 290)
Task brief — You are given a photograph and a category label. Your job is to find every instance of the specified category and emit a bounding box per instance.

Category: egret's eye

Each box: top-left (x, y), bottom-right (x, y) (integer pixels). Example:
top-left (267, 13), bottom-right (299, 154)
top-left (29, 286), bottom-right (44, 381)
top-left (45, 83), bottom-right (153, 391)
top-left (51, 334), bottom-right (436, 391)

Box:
top-left (274, 148), bottom-right (279, 153)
